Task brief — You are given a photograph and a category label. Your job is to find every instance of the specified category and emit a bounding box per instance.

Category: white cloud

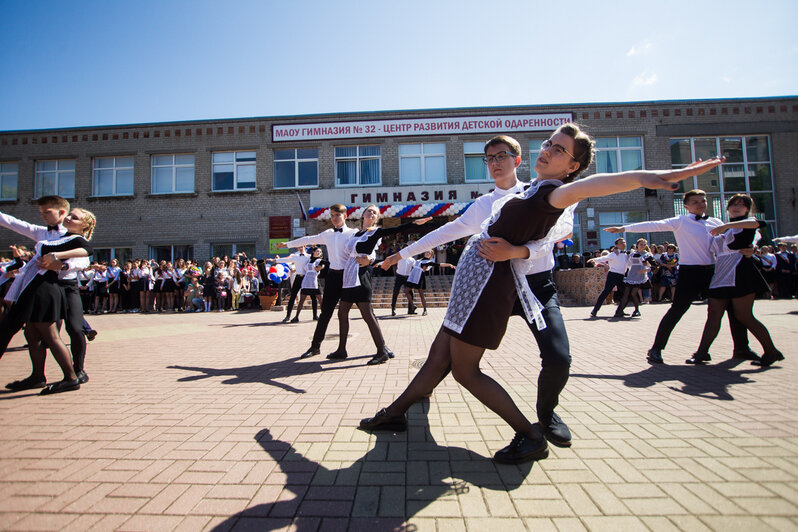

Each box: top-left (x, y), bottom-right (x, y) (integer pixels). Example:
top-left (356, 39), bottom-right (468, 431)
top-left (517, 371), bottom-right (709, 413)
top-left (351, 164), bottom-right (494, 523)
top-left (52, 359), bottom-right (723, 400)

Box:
top-left (632, 71), bottom-right (658, 87)
top-left (626, 40), bottom-right (653, 57)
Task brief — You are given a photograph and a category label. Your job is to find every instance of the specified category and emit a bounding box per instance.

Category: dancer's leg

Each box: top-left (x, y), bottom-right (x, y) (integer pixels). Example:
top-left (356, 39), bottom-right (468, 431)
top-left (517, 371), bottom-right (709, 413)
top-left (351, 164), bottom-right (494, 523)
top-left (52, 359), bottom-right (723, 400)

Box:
top-left (335, 301), bottom-right (353, 352)
top-left (730, 294), bottom-right (778, 354)
top-left (695, 298), bottom-right (727, 354)
top-left (356, 301), bottom-right (386, 350)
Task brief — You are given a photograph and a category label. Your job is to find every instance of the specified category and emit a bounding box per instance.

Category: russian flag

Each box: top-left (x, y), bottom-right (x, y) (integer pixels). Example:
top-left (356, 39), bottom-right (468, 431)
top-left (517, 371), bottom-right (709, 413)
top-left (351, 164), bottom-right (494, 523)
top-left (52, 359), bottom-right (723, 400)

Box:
top-left (296, 192), bottom-right (308, 221)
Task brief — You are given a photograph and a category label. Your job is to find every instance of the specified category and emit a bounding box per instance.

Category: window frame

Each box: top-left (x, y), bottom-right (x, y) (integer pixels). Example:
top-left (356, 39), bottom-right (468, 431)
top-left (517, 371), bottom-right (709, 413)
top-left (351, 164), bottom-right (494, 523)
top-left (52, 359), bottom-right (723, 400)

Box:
top-left (273, 148), bottom-right (319, 189)
top-left (597, 211), bottom-right (650, 250)
top-left (0, 162), bottom-right (19, 200)
top-left (148, 245), bottom-right (194, 263)
top-left (334, 145), bottom-right (382, 187)
top-left (35, 159), bottom-right (76, 199)
top-left (463, 141), bottom-right (491, 182)
top-left (212, 150), bottom-right (257, 192)
top-left (92, 156), bottom-right (135, 197)
top-left (594, 136), bottom-right (645, 174)
top-left (399, 142), bottom-right (447, 184)
top-left (151, 153), bottom-right (195, 194)
top-left (210, 242), bottom-right (256, 259)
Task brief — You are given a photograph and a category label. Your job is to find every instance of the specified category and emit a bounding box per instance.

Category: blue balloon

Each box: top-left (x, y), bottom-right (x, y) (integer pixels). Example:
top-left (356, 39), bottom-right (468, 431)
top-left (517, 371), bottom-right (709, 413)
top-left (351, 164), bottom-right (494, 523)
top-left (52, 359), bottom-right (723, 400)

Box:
top-left (268, 272), bottom-right (281, 283)
top-left (561, 239), bottom-right (573, 247)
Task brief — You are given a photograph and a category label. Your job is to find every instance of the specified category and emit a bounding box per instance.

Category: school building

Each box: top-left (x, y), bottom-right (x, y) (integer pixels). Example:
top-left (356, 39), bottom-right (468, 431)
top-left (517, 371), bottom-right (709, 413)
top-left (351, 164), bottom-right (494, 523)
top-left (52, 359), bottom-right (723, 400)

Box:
top-left (0, 96), bottom-right (796, 264)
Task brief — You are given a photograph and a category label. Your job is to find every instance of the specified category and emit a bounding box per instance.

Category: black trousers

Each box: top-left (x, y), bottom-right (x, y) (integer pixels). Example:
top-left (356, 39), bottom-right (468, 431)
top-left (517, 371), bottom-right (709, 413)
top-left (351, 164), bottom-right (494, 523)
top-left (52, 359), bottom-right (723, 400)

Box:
top-left (311, 269), bottom-right (343, 348)
top-left (652, 265), bottom-right (749, 351)
top-left (390, 274), bottom-right (410, 310)
top-left (591, 271), bottom-right (626, 315)
top-left (284, 275), bottom-right (304, 316)
top-left (511, 271), bottom-right (571, 422)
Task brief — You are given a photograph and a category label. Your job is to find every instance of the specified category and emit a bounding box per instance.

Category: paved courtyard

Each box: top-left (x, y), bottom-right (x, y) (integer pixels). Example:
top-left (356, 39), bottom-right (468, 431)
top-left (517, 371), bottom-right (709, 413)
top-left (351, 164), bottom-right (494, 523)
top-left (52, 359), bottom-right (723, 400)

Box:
top-left (0, 299), bottom-right (796, 531)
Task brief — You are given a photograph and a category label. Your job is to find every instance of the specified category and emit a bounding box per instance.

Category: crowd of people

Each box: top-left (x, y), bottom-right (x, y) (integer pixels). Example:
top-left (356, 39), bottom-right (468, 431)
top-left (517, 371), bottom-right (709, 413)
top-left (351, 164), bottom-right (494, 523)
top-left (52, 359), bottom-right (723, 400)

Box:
top-left (0, 127), bottom-right (793, 467)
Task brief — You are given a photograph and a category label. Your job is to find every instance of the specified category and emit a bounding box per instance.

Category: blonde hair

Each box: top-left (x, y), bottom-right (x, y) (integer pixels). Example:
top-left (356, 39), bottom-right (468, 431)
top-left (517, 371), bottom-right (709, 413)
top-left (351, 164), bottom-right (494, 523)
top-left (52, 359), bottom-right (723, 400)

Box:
top-left (75, 208), bottom-right (97, 240)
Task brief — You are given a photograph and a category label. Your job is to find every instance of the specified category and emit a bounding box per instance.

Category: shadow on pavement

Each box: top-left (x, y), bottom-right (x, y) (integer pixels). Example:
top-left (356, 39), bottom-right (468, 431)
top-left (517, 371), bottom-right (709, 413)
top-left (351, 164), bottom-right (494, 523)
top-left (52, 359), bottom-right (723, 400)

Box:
top-left (572, 358), bottom-right (776, 401)
top-left (212, 400), bottom-right (537, 531)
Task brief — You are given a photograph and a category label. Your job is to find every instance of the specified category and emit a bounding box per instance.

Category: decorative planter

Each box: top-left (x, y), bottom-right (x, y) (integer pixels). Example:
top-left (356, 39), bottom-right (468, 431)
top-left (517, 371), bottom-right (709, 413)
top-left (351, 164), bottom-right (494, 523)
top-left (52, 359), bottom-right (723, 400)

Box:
top-left (259, 294), bottom-right (278, 310)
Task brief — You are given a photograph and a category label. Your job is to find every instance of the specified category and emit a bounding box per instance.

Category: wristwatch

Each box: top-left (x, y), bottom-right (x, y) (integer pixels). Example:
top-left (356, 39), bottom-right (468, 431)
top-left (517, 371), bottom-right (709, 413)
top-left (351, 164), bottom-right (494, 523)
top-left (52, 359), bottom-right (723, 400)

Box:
top-left (60, 261), bottom-right (69, 271)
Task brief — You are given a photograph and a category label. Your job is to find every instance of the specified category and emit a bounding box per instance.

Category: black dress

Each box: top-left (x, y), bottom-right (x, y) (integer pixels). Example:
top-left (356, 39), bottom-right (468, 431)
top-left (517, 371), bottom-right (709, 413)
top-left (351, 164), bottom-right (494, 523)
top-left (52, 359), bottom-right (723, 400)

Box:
top-left (443, 183), bottom-right (564, 349)
top-left (708, 218), bottom-right (770, 299)
top-left (341, 223), bottom-right (421, 303)
top-left (10, 234), bottom-right (93, 323)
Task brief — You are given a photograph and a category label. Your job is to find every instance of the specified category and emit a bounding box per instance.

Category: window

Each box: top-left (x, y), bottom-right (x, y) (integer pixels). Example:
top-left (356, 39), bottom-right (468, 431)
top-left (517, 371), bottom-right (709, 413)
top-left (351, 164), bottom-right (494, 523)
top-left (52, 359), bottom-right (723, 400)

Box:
top-left (464, 142), bottom-right (489, 182)
top-left (0, 162), bottom-right (18, 200)
top-left (152, 154), bottom-right (194, 194)
top-left (529, 139), bottom-right (547, 180)
top-left (35, 159), bottom-right (75, 198)
top-left (598, 211), bottom-right (648, 249)
top-left (274, 149), bottom-right (318, 188)
top-left (93, 157), bottom-right (134, 197)
top-left (213, 151), bottom-right (256, 191)
top-left (93, 247), bottom-right (133, 265)
top-left (211, 243), bottom-right (255, 259)
top-left (399, 143), bottom-right (446, 184)
top-left (670, 136), bottom-right (776, 232)
top-left (335, 146), bottom-right (380, 186)
top-left (595, 137), bottom-right (644, 173)
top-left (149, 245), bottom-right (193, 263)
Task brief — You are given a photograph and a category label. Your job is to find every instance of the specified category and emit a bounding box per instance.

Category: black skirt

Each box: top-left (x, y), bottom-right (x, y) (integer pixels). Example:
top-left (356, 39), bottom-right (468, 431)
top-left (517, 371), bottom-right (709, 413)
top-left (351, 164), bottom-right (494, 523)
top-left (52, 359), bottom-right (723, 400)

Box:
top-left (708, 257), bottom-right (770, 299)
top-left (161, 279), bottom-right (177, 293)
top-left (406, 273), bottom-right (426, 290)
top-left (94, 281), bottom-right (108, 297)
top-left (300, 287), bottom-right (321, 296)
top-left (11, 274), bottom-right (67, 323)
top-left (341, 266), bottom-right (373, 303)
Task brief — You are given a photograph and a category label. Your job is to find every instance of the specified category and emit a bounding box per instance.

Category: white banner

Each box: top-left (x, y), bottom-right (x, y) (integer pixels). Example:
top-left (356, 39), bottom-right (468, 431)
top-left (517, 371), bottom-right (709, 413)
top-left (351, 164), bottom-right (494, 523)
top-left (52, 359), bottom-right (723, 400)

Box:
top-left (310, 183), bottom-right (498, 208)
top-left (273, 113), bottom-right (573, 142)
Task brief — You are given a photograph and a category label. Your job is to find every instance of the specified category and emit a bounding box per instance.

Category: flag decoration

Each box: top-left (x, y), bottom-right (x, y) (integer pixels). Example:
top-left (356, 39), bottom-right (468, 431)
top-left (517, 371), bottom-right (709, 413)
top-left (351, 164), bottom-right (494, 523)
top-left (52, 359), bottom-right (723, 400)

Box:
top-left (307, 202), bottom-right (473, 220)
top-left (295, 192), bottom-right (308, 221)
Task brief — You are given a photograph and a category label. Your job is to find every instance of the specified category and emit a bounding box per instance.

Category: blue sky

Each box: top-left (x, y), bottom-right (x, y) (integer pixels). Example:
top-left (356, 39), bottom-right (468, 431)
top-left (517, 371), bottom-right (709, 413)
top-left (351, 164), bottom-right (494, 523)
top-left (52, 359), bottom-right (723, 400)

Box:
top-left (1, 0), bottom-right (796, 131)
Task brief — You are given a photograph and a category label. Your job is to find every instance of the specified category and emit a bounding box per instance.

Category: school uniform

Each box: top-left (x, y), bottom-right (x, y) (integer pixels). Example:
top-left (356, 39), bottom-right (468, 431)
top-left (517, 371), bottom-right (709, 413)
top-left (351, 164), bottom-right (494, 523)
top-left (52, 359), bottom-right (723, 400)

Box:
top-left (276, 251), bottom-right (310, 318)
top-left (621, 214), bottom-right (750, 358)
top-left (391, 256), bottom-right (416, 312)
top-left (284, 225), bottom-right (357, 352)
top-left (406, 258), bottom-right (434, 290)
top-left (589, 250), bottom-right (630, 316)
top-left (615, 251), bottom-right (659, 316)
top-left (708, 217), bottom-right (769, 299)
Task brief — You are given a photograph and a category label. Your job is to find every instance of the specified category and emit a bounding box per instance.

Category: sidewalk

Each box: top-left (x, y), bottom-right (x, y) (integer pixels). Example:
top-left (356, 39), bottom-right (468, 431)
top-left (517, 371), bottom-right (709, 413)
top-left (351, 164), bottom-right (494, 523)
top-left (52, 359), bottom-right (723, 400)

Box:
top-left (0, 300), bottom-right (796, 531)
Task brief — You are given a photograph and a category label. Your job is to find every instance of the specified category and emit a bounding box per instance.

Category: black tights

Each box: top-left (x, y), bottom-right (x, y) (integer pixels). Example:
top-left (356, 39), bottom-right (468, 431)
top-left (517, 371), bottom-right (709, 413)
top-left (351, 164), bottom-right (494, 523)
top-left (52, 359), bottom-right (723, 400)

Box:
top-left (384, 329), bottom-right (539, 440)
top-left (617, 285), bottom-right (642, 314)
top-left (336, 301), bottom-right (386, 353)
top-left (697, 294), bottom-right (778, 355)
top-left (24, 322), bottom-right (77, 382)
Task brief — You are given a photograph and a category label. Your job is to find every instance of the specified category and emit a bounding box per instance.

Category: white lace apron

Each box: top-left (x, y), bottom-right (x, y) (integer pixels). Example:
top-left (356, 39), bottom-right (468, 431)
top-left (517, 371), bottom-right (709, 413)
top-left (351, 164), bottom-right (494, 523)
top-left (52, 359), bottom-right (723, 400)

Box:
top-left (709, 223), bottom-right (761, 290)
top-left (442, 180), bottom-right (576, 334)
top-left (408, 259), bottom-right (433, 285)
top-left (3, 235), bottom-right (80, 303)
top-left (301, 260), bottom-right (321, 290)
top-left (342, 229), bottom-right (378, 289)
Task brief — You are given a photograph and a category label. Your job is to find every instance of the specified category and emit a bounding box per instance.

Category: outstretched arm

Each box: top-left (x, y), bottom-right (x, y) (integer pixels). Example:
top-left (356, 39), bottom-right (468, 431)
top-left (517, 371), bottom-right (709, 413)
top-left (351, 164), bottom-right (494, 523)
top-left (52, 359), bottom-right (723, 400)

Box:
top-left (548, 158), bottom-right (725, 210)
top-left (709, 219), bottom-right (762, 236)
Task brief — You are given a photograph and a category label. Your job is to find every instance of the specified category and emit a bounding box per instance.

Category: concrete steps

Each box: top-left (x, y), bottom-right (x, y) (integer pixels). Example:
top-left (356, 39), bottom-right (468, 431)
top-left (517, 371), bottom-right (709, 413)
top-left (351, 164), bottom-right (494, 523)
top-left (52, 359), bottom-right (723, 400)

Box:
top-left (368, 274), bottom-right (454, 309)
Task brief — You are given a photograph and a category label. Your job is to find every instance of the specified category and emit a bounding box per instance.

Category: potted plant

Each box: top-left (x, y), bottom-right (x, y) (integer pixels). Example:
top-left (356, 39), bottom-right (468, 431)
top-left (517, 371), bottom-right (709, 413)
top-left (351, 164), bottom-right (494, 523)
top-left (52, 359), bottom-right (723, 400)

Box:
top-left (258, 282), bottom-right (279, 310)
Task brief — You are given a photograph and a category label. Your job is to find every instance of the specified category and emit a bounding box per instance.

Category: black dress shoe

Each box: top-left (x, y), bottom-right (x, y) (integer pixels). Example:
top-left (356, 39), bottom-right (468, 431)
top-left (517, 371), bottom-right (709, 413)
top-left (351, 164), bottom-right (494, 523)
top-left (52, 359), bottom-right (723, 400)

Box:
top-left (732, 348), bottom-right (761, 361)
top-left (326, 349), bottom-right (348, 360)
top-left (85, 330), bottom-right (98, 341)
top-left (752, 350), bottom-right (784, 367)
top-left (541, 413), bottom-right (572, 448)
top-left (367, 352), bottom-right (390, 365)
top-left (391, 309), bottom-right (396, 316)
top-left (290, 317), bottom-right (299, 323)
top-left (613, 311), bottom-right (630, 318)
top-left (647, 348), bottom-right (664, 364)
top-left (299, 346), bottom-right (320, 359)
top-left (493, 432), bottom-right (549, 464)
top-left (631, 310), bottom-right (641, 317)
top-left (40, 379), bottom-right (80, 395)
top-left (359, 408), bottom-right (407, 431)
top-left (686, 352), bottom-right (711, 365)
top-left (76, 371), bottom-right (89, 384)
top-left (6, 375), bottom-right (46, 391)
top-left (282, 316), bottom-right (291, 323)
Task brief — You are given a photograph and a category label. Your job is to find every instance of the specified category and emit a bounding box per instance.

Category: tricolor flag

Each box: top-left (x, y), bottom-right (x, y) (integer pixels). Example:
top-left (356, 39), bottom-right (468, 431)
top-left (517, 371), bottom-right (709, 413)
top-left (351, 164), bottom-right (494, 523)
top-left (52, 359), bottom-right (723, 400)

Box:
top-left (296, 192), bottom-right (308, 221)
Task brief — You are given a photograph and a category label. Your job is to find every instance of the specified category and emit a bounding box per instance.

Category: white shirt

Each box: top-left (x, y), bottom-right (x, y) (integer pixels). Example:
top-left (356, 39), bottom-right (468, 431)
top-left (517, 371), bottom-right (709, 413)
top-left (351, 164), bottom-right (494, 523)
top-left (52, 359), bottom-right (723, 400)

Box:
top-left (621, 214), bottom-right (723, 266)
top-left (284, 226), bottom-right (357, 270)
top-left (776, 235), bottom-right (798, 244)
top-left (591, 250), bottom-right (630, 274)
top-left (276, 251), bottom-right (311, 274)
top-left (400, 179), bottom-right (531, 258)
top-left (396, 256), bottom-right (416, 276)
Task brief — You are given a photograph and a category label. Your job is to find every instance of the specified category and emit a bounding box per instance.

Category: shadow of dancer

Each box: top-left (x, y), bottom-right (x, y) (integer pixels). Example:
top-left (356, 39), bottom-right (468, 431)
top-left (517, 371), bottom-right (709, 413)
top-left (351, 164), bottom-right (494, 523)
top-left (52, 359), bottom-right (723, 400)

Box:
top-left (213, 400), bottom-right (537, 531)
top-left (168, 355), bottom-right (374, 394)
top-left (571, 358), bottom-right (774, 401)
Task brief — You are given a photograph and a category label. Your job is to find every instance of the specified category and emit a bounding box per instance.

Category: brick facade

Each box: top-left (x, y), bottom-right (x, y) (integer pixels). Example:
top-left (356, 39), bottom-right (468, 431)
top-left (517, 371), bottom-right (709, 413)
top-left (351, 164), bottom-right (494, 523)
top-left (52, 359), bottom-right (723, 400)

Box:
top-left (1, 98), bottom-right (796, 261)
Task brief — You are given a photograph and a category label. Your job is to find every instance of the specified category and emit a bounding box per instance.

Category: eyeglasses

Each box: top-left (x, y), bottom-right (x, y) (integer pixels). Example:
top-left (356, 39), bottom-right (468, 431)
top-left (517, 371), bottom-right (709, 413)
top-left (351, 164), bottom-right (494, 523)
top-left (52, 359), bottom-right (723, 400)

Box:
top-left (540, 139), bottom-right (576, 160)
top-left (482, 151), bottom-right (516, 165)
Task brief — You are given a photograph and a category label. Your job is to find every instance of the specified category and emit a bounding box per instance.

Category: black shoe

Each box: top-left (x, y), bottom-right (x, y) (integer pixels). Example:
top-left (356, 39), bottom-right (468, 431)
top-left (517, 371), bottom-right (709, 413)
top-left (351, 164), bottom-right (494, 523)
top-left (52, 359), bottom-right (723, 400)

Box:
top-left (752, 351), bottom-right (785, 367)
top-left (540, 413), bottom-right (572, 448)
top-left (613, 311), bottom-right (630, 318)
top-left (40, 379), bottom-right (80, 395)
top-left (6, 375), bottom-right (46, 391)
top-left (391, 309), bottom-right (396, 316)
top-left (367, 352), bottom-right (390, 365)
top-left (384, 347), bottom-right (395, 359)
top-left (647, 348), bottom-right (664, 364)
top-left (282, 316), bottom-right (291, 323)
top-left (85, 330), bottom-right (98, 341)
top-left (732, 348), bottom-right (761, 361)
top-left (290, 317), bottom-right (299, 323)
top-left (589, 311), bottom-right (597, 318)
top-left (313, 315), bottom-right (318, 321)
top-left (631, 310), bottom-right (641, 317)
top-left (76, 371), bottom-right (89, 384)
top-left (422, 310), bottom-right (428, 316)
top-left (299, 346), bottom-right (320, 359)
top-left (686, 352), bottom-right (711, 365)
top-left (359, 408), bottom-right (407, 432)
top-left (327, 349), bottom-right (348, 360)
top-left (493, 432), bottom-right (549, 464)
top-left (408, 305), bottom-right (417, 315)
